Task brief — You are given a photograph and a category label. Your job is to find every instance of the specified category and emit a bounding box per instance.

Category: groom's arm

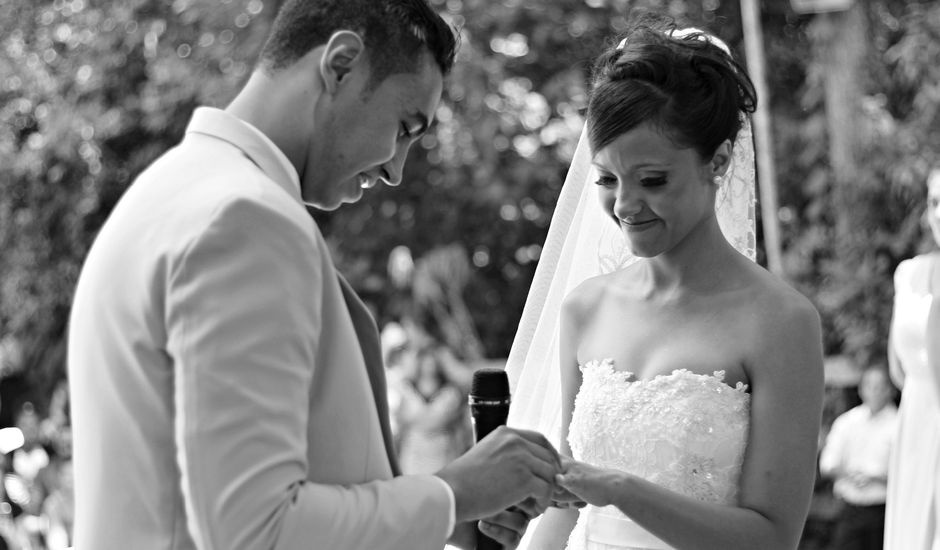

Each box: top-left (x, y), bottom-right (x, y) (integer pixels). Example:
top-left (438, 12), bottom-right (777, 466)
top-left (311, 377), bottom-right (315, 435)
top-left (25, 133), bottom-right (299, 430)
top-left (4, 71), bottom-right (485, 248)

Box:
top-left (167, 196), bottom-right (454, 550)
top-left (167, 193), bottom-right (561, 550)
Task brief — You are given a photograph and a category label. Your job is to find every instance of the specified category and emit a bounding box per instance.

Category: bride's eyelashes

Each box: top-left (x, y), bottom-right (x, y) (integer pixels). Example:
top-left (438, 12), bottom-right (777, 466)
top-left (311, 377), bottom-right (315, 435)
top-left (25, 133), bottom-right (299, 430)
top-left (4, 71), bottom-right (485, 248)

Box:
top-left (594, 175), bottom-right (617, 187)
top-left (640, 176), bottom-right (667, 187)
top-left (592, 174), bottom-right (669, 188)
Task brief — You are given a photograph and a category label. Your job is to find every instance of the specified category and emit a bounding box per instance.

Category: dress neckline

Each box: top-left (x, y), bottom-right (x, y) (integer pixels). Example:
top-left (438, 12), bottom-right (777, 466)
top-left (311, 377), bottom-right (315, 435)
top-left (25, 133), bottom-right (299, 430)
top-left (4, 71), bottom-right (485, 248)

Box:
top-left (581, 358), bottom-right (749, 393)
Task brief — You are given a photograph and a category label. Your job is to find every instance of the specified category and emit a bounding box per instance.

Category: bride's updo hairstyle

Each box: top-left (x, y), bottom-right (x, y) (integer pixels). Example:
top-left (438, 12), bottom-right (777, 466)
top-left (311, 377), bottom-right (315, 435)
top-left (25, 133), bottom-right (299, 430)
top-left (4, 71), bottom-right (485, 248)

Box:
top-left (587, 19), bottom-right (757, 160)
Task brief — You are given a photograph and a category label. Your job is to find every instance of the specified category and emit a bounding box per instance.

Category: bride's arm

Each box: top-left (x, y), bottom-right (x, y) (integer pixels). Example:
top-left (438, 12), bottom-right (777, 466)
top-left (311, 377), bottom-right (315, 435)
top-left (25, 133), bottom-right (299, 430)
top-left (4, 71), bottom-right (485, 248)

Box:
top-left (558, 293), bottom-right (825, 550)
top-left (887, 260), bottom-right (908, 389)
top-left (526, 294), bottom-right (586, 549)
top-left (927, 280), bottom-right (940, 404)
top-left (927, 254), bottom-right (940, 402)
top-left (887, 327), bottom-right (904, 390)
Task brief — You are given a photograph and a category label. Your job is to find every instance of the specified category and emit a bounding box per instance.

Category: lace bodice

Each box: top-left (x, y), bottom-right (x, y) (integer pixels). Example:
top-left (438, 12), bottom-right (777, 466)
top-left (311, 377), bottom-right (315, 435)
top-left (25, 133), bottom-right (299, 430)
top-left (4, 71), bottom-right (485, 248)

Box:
top-left (568, 359), bottom-right (750, 543)
top-left (565, 360), bottom-right (750, 549)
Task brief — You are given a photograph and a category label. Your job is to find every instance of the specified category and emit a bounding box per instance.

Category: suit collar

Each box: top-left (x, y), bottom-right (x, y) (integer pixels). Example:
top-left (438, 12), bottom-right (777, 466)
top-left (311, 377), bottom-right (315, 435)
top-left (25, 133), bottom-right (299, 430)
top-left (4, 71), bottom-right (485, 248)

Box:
top-left (185, 107), bottom-right (302, 203)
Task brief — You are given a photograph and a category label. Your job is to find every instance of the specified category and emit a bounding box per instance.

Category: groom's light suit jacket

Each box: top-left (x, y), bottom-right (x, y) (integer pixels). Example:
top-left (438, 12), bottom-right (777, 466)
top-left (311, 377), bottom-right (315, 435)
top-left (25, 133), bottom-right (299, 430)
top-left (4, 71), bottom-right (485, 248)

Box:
top-left (68, 108), bottom-right (453, 549)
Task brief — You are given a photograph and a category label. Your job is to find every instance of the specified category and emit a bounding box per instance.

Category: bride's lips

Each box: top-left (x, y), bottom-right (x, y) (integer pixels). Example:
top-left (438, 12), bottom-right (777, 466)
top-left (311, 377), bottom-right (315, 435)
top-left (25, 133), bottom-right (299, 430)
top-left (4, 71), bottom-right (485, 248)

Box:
top-left (621, 219), bottom-right (658, 231)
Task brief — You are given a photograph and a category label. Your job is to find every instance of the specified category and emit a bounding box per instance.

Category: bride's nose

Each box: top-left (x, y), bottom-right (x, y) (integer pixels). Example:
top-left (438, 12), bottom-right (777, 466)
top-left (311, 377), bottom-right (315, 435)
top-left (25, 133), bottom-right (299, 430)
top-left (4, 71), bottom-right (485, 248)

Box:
top-left (613, 186), bottom-right (644, 220)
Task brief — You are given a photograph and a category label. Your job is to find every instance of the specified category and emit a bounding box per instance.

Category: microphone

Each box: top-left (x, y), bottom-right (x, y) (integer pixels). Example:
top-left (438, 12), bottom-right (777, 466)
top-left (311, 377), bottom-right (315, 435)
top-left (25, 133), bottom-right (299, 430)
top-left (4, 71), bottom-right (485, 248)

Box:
top-left (469, 368), bottom-right (511, 550)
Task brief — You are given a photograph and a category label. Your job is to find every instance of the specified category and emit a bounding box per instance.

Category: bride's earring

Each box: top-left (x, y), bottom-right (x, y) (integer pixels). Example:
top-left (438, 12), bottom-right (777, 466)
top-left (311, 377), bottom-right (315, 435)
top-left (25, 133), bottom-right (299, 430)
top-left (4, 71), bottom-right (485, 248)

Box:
top-left (712, 175), bottom-right (722, 185)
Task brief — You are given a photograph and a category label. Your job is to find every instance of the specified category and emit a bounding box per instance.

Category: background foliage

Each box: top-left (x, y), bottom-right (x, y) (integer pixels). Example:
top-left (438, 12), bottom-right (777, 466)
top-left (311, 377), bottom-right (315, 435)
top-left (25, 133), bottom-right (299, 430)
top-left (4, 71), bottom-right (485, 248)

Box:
top-left (1, 0), bottom-right (939, 420)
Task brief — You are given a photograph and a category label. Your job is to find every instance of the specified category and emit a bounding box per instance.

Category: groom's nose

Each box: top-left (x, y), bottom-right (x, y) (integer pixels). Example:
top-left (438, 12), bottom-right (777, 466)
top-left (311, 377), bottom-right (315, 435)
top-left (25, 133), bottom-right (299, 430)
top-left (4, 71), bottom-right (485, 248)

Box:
top-left (380, 146), bottom-right (409, 187)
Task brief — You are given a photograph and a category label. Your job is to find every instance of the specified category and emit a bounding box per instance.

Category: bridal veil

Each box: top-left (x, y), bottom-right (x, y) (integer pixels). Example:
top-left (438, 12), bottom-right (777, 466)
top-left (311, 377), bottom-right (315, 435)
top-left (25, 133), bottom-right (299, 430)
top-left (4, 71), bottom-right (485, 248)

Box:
top-left (504, 30), bottom-right (758, 450)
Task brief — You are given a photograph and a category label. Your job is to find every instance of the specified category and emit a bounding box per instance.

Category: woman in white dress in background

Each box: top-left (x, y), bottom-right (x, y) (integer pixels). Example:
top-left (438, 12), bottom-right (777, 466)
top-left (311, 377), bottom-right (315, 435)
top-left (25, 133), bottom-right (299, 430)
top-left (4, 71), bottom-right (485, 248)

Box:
top-left (884, 167), bottom-right (940, 550)
top-left (508, 19), bottom-right (825, 550)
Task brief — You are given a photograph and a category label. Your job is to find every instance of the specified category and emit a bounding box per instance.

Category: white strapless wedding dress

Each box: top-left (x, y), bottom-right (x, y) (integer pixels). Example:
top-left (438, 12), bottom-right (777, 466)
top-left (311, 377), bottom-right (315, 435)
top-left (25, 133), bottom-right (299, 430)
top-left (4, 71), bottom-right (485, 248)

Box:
top-left (884, 256), bottom-right (940, 550)
top-left (565, 359), bottom-right (751, 550)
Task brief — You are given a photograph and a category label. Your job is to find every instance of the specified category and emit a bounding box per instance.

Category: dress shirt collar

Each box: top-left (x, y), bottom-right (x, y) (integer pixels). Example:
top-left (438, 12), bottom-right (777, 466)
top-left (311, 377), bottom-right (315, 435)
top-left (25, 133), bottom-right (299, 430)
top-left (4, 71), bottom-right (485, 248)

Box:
top-left (185, 107), bottom-right (302, 202)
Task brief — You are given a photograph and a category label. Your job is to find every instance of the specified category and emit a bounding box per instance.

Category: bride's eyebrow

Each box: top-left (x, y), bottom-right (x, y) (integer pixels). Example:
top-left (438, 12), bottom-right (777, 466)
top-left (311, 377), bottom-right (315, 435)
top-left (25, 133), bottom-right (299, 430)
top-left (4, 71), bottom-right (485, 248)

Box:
top-left (591, 157), bottom-right (616, 172)
top-left (591, 161), bottom-right (670, 172)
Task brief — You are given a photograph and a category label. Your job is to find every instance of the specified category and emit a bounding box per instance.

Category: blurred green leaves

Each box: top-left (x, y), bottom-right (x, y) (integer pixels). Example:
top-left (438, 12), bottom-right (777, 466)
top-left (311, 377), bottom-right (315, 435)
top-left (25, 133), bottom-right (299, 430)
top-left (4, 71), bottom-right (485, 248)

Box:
top-left (2, 0), bottom-right (940, 410)
top-left (0, 0), bottom-right (272, 405)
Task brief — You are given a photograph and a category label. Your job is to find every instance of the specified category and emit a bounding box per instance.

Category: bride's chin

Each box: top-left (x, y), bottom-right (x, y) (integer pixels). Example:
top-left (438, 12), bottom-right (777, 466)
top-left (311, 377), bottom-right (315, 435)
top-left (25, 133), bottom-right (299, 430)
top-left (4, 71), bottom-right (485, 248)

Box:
top-left (620, 240), bottom-right (660, 259)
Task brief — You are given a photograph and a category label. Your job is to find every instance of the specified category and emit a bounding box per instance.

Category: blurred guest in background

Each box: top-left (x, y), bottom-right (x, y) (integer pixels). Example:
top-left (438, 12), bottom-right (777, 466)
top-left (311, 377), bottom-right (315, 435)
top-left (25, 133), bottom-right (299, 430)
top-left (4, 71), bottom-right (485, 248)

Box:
top-left (820, 365), bottom-right (898, 550)
top-left (39, 457), bottom-right (73, 550)
top-left (389, 341), bottom-right (472, 475)
top-left (884, 167), bottom-right (940, 550)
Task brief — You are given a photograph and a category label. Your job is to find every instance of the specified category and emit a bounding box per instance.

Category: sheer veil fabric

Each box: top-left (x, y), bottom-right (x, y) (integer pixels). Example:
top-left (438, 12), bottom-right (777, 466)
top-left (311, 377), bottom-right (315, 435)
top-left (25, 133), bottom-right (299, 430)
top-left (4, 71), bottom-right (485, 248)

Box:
top-left (505, 29), bottom-right (758, 452)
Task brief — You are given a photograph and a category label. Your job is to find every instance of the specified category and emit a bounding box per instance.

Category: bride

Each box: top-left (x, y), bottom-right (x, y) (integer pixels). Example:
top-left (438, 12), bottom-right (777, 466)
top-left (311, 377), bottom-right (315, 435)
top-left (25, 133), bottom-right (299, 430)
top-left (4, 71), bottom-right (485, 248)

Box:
top-left (507, 20), bottom-right (825, 550)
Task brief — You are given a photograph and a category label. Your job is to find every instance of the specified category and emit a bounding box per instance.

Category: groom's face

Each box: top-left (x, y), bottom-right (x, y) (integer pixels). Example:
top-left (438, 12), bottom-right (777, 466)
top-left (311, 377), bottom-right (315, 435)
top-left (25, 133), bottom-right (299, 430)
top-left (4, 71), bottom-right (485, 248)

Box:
top-left (303, 52), bottom-right (443, 211)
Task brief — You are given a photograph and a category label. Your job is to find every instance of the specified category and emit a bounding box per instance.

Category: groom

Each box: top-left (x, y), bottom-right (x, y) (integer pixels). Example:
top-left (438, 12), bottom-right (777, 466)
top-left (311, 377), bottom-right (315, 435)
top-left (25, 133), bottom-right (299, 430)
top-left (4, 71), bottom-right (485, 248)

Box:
top-left (67, 0), bottom-right (562, 548)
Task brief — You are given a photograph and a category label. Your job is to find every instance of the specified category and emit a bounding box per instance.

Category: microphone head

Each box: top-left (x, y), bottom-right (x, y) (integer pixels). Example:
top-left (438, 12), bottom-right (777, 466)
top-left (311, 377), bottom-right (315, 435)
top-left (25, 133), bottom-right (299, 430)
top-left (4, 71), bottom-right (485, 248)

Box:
top-left (470, 368), bottom-right (510, 400)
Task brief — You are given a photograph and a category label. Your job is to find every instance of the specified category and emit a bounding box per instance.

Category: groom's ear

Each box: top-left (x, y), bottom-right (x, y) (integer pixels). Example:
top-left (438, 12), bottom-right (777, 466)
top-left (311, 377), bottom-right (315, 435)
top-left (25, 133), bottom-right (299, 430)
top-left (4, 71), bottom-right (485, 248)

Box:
top-left (319, 30), bottom-right (366, 95)
top-left (708, 139), bottom-right (733, 180)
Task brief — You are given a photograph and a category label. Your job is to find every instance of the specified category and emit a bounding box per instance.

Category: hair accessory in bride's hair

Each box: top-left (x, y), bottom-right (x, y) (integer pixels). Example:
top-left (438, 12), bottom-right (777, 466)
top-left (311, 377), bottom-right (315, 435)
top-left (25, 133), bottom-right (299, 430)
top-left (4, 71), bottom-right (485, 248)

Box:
top-left (670, 27), bottom-right (731, 55)
top-left (618, 27), bottom-right (732, 54)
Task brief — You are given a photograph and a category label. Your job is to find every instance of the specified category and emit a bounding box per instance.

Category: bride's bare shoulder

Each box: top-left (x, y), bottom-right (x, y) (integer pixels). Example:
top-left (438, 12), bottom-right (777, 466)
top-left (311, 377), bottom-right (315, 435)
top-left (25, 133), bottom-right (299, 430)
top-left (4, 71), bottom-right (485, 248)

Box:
top-left (561, 268), bottom-right (630, 321)
top-left (742, 266), bottom-right (822, 353)
top-left (748, 265), bottom-right (818, 318)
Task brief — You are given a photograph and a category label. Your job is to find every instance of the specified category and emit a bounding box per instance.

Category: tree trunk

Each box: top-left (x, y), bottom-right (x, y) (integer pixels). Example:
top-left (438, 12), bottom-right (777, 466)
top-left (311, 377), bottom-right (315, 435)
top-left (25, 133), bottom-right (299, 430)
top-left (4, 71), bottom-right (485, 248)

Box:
top-left (812, 2), bottom-right (867, 238)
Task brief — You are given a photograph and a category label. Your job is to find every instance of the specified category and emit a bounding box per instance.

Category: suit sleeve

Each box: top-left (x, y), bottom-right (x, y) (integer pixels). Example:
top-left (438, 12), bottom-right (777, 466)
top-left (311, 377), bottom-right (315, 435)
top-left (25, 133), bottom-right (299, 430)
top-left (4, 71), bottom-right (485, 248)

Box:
top-left (165, 196), bottom-right (452, 550)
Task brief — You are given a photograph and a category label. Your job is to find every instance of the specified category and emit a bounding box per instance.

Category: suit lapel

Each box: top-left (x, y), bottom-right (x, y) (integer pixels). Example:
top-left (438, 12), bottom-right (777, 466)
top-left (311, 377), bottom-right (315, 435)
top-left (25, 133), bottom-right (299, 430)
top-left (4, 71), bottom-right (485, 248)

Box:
top-left (336, 273), bottom-right (402, 477)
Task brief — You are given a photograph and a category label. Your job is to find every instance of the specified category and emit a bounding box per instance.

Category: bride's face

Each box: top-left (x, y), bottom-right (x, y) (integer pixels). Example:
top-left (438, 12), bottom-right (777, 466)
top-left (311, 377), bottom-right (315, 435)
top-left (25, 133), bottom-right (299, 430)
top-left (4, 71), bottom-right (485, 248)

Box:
top-left (927, 170), bottom-right (940, 247)
top-left (592, 123), bottom-right (717, 258)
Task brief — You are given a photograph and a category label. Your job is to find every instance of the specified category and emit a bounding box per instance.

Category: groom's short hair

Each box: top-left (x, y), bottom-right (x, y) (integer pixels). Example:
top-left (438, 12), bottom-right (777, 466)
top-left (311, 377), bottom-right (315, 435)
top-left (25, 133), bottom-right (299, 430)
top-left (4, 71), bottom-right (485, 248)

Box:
top-left (258, 0), bottom-right (458, 88)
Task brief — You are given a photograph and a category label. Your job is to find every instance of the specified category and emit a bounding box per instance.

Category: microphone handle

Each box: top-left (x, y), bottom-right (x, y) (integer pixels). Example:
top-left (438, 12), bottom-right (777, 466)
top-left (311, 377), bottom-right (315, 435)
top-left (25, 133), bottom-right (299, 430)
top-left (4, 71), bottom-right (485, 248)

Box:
top-left (470, 403), bottom-right (509, 442)
top-left (470, 403), bottom-right (510, 550)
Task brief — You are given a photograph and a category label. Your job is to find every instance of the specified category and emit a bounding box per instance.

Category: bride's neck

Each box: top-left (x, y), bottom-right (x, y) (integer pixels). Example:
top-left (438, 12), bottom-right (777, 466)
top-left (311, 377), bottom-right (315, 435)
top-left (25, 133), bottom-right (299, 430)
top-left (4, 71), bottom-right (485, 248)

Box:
top-left (643, 215), bottom-right (743, 296)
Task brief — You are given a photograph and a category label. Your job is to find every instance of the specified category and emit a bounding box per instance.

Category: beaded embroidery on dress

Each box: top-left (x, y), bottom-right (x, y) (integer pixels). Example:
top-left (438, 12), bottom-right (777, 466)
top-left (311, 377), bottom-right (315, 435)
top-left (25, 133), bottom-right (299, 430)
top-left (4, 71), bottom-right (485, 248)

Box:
top-left (565, 359), bottom-right (751, 550)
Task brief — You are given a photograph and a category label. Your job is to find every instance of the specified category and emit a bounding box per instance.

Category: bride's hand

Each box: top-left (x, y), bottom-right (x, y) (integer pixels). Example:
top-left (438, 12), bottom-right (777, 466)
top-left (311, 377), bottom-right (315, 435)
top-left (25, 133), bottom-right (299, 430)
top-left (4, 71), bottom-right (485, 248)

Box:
top-left (555, 457), bottom-right (618, 508)
top-left (550, 481), bottom-right (587, 509)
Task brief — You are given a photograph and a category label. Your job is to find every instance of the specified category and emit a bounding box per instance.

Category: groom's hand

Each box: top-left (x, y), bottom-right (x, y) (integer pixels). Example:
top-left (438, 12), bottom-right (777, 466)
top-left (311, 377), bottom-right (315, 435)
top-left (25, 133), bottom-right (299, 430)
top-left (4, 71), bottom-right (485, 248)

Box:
top-left (436, 426), bottom-right (561, 523)
top-left (446, 508), bottom-right (531, 550)
top-left (551, 456), bottom-right (588, 509)
top-left (551, 486), bottom-right (587, 509)
top-left (477, 508), bottom-right (531, 549)
top-left (554, 456), bottom-right (618, 508)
